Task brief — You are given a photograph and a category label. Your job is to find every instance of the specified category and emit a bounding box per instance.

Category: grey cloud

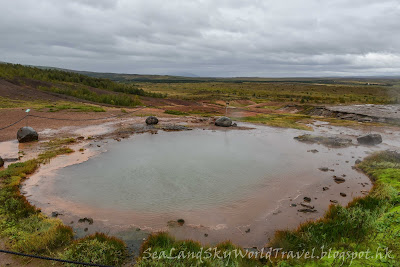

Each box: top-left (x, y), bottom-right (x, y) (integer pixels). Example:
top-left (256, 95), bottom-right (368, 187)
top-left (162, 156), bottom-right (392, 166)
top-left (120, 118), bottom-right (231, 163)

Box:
top-left (0, 0), bottom-right (399, 77)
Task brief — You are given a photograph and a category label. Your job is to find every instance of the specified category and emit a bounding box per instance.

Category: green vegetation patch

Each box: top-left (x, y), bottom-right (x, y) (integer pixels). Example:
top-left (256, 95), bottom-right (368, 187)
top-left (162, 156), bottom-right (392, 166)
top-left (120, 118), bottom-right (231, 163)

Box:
top-left (38, 86), bottom-right (142, 107)
top-left (0, 96), bottom-right (106, 113)
top-left (136, 232), bottom-right (262, 266)
top-left (164, 110), bottom-right (189, 116)
top-left (44, 103), bottom-right (106, 112)
top-left (61, 233), bottom-right (128, 266)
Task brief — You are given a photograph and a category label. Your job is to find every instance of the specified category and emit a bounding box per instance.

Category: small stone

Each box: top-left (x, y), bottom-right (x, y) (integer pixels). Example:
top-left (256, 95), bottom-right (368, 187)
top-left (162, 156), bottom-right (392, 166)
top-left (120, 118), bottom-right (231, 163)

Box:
top-left (204, 233), bottom-right (208, 237)
top-left (330, 200), bottom-right (338, 204)
top-left (340, 192), bottom-right (347, 197)
top-left (355, 159), bottom-right (362, 164)
top-left (51, 211), bottom-right (60, 218)
top-left (84, 228), bottom-right (88, 232)
top-left (290, 204), bottom-right (297, 207)
top-left (303, 197), bottom-right (312, 203)
top-left (78, 217), bottom-right (94, 225)
top-left (245, 228), bottom-right (251, 233)
top-left (323, 187), bottom-right (329, 191)
top-left (318, 167), bottom-right (329, 172)
top-left (177, 219), bottom-right (185, 226)
top-left (298, 208), bottom-right (317, 213)
top-left (300, 203), bottom-right (315, 209)
top-left (333, 176), bottom-right (346, 184)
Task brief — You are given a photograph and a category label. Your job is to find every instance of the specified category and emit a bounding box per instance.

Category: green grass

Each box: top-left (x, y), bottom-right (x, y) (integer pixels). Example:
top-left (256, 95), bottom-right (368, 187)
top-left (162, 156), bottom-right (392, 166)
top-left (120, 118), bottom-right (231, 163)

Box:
top-left (43, 137), bottom-right (76, 148)
top-left (164, 110), bottom-right (189, 116)
top-left (0, 96), bottom-right (106, 113)
top-left (38, 86), bottom-right (142, 107)
top-left (136, 232), bottom-right (262, 267)
top-left (233, 114), bottom-right (313, 130)
top-left (44, 103), bottom-right (106, 112)
top-left (60, 233), bottom-right (127, 266)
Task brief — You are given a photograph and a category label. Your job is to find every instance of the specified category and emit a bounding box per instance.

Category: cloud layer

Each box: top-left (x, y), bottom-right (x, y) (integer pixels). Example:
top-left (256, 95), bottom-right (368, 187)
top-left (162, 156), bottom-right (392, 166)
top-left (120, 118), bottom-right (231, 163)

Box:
top-left (1, 0), bottom-right (399, 77)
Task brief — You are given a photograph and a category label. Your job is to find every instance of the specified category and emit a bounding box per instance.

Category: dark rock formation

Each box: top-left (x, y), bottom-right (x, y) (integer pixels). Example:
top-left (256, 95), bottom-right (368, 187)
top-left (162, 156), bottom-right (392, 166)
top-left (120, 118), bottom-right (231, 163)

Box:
top-left (215, 116), bottom-right (232, 127)
top-left (17, 127), bottom-right (38, 143)
top-left (357, 134), bottom-right (382, 145)
top-left (0, 157), bottom-right (3, 167)
top-left (145, 116), bottom-right (159, 125)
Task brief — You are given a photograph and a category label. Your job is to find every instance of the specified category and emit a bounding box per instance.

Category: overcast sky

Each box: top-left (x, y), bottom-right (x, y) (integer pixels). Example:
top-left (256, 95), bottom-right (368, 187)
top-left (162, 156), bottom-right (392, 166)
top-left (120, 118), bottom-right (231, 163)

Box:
top-left (0, 0), bottom-right (399, 77)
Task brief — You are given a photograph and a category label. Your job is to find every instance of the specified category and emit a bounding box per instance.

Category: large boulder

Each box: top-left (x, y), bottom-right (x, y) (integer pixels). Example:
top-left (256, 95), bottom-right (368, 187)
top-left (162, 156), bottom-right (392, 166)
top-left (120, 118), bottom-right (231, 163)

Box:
top-left (17, 127), bottom-right (38, 143)
top-left (215, 117), bottom-right (232, 127)
top-left (145, 116), bottom-right (159, 125)
top-left (357, 134), bottom-right (382, 145)
top-left (0, 157), bottom-right (4, 167)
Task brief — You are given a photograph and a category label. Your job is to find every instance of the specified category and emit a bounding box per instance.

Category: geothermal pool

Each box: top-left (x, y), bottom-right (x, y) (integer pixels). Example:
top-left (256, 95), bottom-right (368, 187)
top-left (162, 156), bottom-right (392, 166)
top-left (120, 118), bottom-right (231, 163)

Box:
top-left (25, 127), bottom-right (374, 247)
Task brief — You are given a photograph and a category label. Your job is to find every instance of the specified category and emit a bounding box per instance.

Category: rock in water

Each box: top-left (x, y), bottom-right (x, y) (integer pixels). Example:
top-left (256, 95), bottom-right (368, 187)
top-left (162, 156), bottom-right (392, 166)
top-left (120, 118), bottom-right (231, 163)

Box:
top-left (215, 116), bottom-right (232, 127)
top-left (0, 157), bottom-right (4, 167)
top-left (145, 116), bottom-right (159, 125)
top-left (17, 127), bottom-right (38, 143)
top-left (357, 134), bottom-right (382, 145)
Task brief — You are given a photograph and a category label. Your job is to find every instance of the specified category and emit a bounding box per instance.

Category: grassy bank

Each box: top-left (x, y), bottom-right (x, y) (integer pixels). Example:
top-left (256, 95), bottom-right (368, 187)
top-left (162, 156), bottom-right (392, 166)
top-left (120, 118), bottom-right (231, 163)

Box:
top-left (38, 85), bottom-right (142, 107)
top-left (0, 139), bottom-right (128, 266)
top-left (0, 96), bottom-right (106, 112)
top-left (137, 151), bottom-right (400, 266)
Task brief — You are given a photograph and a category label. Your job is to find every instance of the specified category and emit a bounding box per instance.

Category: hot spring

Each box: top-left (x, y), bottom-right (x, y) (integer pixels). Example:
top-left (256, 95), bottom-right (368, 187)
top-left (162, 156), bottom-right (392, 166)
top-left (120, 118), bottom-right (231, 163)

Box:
top-left (24, 126), bottom-right (372, 247)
